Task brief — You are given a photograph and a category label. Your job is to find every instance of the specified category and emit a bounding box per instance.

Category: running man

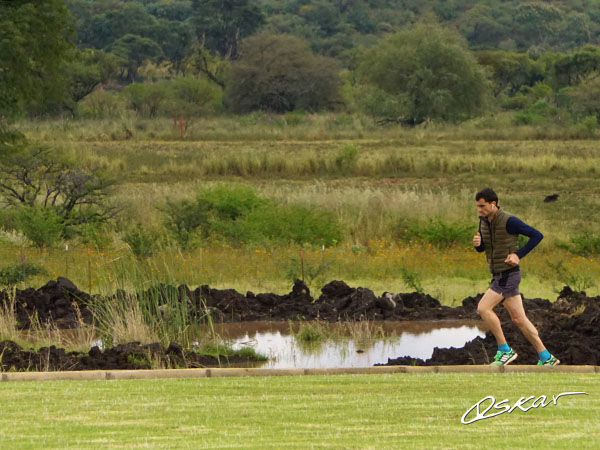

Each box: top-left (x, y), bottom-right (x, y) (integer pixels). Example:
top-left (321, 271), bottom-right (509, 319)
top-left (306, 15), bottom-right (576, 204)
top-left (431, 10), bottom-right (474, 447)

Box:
top-left (473, 187), bottom-right (559, 366)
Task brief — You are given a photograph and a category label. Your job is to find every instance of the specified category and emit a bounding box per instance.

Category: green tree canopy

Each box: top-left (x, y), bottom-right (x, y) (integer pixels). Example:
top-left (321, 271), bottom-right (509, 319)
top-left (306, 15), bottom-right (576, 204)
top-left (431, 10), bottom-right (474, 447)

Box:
top-left (357, 23), bottom-right (489, 123)
top-left (224, 32), bottom-right (341, 113)
top-left (0, 0), bottom-right (73, 120)
top-left (110, 34), bottom-right (164, 82)
top-left (191, 0), bottom-right (265, 59)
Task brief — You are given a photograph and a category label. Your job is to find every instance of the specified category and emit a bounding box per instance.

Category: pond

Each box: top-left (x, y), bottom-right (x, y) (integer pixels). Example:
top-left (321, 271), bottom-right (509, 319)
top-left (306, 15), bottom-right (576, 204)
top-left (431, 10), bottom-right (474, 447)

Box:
top-left (216, 320), bottom-right (487, 369)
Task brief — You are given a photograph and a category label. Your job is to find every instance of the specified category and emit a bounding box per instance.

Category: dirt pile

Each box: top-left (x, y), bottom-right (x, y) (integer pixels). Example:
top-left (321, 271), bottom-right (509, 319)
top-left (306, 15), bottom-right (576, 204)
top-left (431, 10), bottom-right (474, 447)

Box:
top-left (194, 279), bottom-right (479, 322)
top-left (0, 277), bottom-right (93, 329)
top-left (0, 340), bottom-right (261, 371)
top-left (2, 277), bottom-right (479, 328)
top-left (383, 286), bottom-right (600, 366)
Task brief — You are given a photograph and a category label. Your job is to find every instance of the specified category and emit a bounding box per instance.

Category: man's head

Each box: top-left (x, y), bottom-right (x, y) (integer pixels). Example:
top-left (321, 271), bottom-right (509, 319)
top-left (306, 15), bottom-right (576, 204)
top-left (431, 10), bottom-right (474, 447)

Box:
top-left (475, 187), bottom-right (498, 218)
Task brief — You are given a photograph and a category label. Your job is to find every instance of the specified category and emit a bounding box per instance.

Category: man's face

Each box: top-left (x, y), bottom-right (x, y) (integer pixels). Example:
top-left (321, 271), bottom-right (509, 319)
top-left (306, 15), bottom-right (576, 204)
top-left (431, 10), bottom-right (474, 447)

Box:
top-left (476, 198), bottom-right (495, 218)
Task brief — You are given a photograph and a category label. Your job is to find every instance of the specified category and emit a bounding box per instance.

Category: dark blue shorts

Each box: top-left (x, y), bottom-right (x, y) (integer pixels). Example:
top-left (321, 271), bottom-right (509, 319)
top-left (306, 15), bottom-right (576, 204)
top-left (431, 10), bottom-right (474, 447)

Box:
top-left (490, 270), bottom-right (521, 298)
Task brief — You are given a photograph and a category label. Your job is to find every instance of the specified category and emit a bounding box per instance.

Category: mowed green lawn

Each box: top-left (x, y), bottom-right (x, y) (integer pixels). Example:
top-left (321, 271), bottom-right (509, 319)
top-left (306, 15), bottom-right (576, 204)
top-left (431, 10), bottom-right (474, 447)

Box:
top-left (0, 373), bottom-right (598, 449)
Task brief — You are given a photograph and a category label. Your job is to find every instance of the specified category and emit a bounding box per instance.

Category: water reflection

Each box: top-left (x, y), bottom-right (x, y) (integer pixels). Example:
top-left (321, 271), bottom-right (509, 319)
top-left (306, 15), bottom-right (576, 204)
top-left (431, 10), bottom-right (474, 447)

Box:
top-left (217, 320), bottom-right (487, 369)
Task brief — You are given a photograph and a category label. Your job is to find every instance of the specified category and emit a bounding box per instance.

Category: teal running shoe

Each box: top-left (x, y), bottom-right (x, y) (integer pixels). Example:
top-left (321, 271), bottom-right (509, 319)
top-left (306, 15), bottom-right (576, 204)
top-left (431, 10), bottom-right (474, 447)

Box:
top-left (490, 349), bottom-right (518, 366)
top-left (537, 354), bottom-right (560, 366)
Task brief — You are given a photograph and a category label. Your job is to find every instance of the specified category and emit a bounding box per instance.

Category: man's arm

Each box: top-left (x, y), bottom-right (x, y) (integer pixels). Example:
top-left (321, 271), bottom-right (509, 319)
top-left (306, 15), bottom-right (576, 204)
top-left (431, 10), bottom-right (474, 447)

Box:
top-left (474, 221), bottom-right (485, 252)
top-left (506, 216), bottom-right (544, 259)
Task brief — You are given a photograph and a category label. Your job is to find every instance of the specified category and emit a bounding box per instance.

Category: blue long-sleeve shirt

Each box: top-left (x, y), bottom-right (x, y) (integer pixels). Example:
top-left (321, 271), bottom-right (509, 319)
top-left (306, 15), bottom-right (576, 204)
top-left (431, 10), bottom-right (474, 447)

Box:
top-left (475, 216), bottom-right (543, 259)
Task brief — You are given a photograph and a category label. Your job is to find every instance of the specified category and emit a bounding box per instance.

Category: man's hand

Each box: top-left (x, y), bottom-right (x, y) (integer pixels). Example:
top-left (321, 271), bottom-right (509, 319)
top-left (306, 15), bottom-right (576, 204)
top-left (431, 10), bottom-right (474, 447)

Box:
top-left (505, 253), bottom-right (520, 266)
top-left (473, 232), bottom-right (481, 247)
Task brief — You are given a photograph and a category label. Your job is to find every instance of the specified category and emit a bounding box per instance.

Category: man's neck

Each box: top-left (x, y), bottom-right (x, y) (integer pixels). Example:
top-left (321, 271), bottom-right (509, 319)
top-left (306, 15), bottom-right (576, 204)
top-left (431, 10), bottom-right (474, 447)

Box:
top-left (488, 208), bottom-right (498, 222)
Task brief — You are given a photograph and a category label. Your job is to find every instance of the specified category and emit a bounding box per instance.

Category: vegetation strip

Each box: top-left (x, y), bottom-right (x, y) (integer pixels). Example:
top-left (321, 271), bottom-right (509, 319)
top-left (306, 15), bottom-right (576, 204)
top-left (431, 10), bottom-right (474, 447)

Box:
top-left (1, 365), bottom-right (598, 382)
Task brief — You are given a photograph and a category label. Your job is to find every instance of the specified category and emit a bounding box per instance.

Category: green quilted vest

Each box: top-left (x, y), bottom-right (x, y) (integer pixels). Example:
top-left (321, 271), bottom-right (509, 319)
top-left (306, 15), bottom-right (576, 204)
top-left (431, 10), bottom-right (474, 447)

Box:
top-left (480, 208), bottom-right (519, 274)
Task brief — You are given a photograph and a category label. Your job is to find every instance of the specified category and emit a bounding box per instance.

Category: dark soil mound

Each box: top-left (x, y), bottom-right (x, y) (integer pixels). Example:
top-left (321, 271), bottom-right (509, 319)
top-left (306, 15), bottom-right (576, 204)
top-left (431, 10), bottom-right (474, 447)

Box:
top-left (0, 340), bottom-right (260, 371)
top-left (0, 277), bottom-right (93, 329)
top-left (383, 286), bottom-right (600, 366)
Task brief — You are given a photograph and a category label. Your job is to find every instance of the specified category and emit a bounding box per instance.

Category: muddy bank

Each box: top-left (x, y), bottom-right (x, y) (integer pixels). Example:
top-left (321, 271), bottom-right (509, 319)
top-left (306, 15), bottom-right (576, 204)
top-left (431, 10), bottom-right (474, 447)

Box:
top-left (0, 340), bottom-right (261, 372)
top-left (1, 278), bottom-right (481, 329)
top-left (195, 279), bottom-right (474, 322)
top-left (3, 280), bottom-right (599, 366)
top-left (382, 287), bottom-right (600, 366)
top-left (0, 278), bottom-right (93, 329)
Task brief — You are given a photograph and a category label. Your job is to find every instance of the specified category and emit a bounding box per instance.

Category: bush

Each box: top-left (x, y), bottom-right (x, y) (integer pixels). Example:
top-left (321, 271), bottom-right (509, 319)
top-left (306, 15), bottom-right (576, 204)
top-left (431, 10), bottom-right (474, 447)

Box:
top-left (162, 198), bottom-right (210, 250)
top-left (559, 234), bottom-right (600, 256)
top-left (162, 185), bottom-right (264, 249)
top-left (240, 203), bottom-right (341, 246)
top-left (401, 219), bottom-right (472, 248)
top-left (78, 90), bottom-right (128, 119)
top-left (122, 82), bottom-right (169, 117)
top-left (15, 206), bottom-right (64, 248)
top-left (333, 145), bottom-right (359, 175)
top-left (513, 100), bottom-right (560, 125)
top-left (123, 224), bottom-right (158, 257)
top-left (0, 262), bottom-right (46, 286)
top-left (162, 77), bottom-right (223, 117)
top-left (570, 115), bottom-right (598, 138)
top-left (162, 185), bottom-right (341, 248)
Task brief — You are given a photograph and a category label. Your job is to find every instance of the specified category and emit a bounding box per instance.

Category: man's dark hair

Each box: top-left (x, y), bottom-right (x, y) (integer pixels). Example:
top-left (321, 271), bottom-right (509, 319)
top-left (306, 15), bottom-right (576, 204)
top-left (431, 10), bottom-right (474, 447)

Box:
top-left (475, 187), bottom-right (498, 205)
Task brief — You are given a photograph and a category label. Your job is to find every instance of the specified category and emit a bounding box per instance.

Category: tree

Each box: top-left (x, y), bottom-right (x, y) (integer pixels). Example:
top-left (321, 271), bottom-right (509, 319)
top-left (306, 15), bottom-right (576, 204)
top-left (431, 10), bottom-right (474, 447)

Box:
top-left (191, 0), bottom-right (265, 59)
top-left (109, 34), bottom-right (164, 82)
top-left (513, 3), bottom-right (564, 48)
top-left (55, 48), bottom-right (119, 116)
top-left (224, 32), bottom-right (341, 113)
top-left (150, 19), bottom-right (194, 74)
top-left (357, 23), bottom-right (489, 123)
top-left (87, 2), bottom-right (157, 49)
top-left (0, 148), bottom-right (118, 232)
top-left (476, 50), bottom-right (544, 96)
top-left (551, 45), bottom-right (600, 88)
top-left (0, 0), bottom-right (73, 121)
top-left (459, 4), bottom-right (508, 48)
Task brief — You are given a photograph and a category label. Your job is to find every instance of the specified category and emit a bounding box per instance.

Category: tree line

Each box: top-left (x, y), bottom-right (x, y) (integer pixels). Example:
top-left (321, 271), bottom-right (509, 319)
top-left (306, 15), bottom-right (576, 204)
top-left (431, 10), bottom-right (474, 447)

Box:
top-left (2, 0), bottom-right (600, 125)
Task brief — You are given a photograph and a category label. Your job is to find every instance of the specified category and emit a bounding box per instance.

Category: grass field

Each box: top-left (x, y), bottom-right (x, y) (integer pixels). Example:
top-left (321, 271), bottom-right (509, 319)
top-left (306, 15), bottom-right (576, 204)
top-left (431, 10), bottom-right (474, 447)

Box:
top-left (2, 115), bottom-right (599, 301)
top-left (0, 373), bottom-right (598, 448)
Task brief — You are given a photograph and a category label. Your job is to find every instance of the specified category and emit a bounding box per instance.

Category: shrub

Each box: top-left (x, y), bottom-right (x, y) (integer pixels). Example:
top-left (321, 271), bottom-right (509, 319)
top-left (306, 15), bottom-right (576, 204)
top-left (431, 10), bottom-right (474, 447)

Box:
top-left (399, 266), bottom-right (424, 293)
top-left (75, 222), bottom-right (113, 249)
top-left (0, 262), bottom-right (46, 286)
top-left (162, 198), bottom-right (210, 250)
top-left (162, 184), bottom-right (264, 249)
top-left (570, 115), bottom-right (598, 138)
top-left (513, 100), bottom-right (560, 125)
top-left (333, 144), bottom-right (359, 175)
top-left (240, 203), bottom-right (342, 246)
top-left (15, 206), bottom-right (64, 248)
top-left (403, 219), bottom-right (472, 248)
top-left (162, 185), bottom-right (341, 248)
top-left (566, 234), bottom-right (600, 256)
top-left (123, 224), bottom-right (158, 257)
top-left (162, 77), bottom-right (223, 117)
top-left (122, 82), bottom-right (169, 117)
top-left (78, 90), bottom-right (128, 119)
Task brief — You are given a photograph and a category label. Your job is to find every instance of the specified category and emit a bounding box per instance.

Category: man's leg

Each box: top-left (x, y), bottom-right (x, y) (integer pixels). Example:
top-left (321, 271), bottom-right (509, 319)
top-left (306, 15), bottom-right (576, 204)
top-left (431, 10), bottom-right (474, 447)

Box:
top-left (502, 294), bottom-right (545, 352)
top-left (477, 288), bottom-right (507, 345)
